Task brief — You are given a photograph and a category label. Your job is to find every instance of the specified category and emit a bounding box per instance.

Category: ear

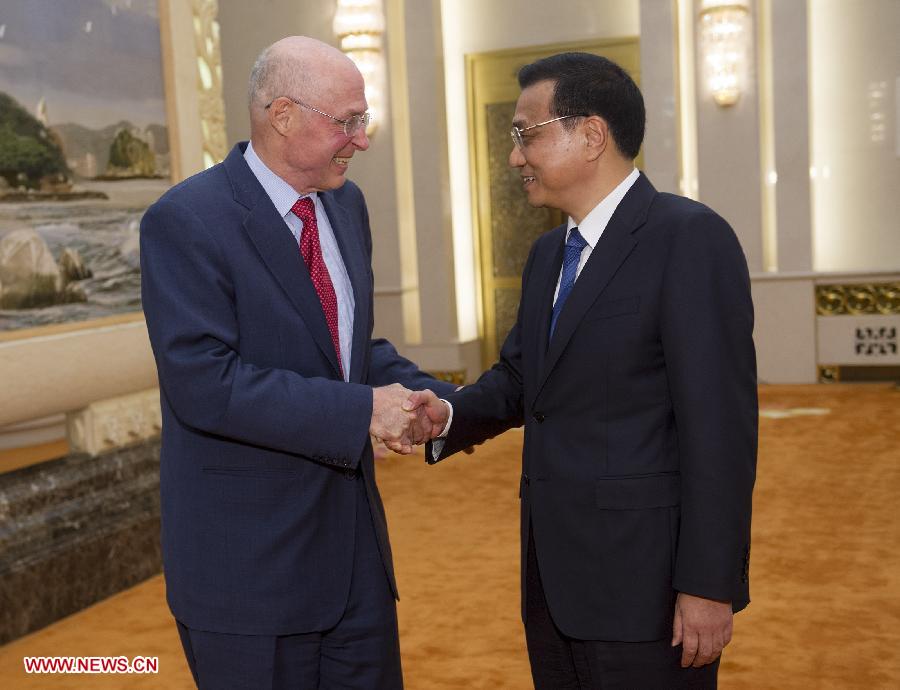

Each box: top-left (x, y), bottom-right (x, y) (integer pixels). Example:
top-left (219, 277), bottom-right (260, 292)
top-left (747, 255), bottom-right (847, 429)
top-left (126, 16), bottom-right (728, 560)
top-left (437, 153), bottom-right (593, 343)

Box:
top-left (267, 97), bottom-right (295, 137)
top-left (583, 115), bottom-right (609, 162)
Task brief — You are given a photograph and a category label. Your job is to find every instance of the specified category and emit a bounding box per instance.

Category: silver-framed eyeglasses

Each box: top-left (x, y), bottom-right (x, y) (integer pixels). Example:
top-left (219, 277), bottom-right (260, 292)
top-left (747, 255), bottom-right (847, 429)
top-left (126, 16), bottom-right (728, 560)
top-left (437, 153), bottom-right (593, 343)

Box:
top-left (510, 114), bottom-right (583, 149)
top-left (265, 96), bottom-right (372, 137)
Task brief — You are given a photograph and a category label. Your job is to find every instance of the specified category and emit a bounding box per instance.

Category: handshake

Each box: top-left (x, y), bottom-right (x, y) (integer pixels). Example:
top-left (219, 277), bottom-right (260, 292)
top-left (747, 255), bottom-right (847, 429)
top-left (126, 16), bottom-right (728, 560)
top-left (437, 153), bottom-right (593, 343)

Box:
top-left (369, 384), bottom-right (450, 455)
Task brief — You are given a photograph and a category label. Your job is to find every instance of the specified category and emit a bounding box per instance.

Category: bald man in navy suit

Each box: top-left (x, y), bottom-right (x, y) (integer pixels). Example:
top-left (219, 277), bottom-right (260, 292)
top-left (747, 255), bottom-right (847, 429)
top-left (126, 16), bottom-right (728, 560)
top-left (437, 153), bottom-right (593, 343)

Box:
top-left (141, 36), bottom-right (454, 689)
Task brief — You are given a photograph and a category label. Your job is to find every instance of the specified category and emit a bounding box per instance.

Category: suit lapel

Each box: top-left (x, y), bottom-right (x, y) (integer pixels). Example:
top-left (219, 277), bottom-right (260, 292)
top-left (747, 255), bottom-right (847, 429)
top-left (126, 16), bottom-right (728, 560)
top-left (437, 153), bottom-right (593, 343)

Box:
top-left (320, 191), bottom-right (370, 384)
top-left (528, 229), bottom-right (565, 378)
top-left (534, 173), bottom-right (656, 399)
top-left (226, 144), bottom-right (343, 378)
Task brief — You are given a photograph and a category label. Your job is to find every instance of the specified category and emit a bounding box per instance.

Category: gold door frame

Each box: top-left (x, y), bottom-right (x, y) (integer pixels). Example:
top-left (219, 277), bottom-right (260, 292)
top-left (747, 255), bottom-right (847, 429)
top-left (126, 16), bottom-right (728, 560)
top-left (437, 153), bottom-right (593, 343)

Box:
top-left (466, 38), bottom-right (641, 368)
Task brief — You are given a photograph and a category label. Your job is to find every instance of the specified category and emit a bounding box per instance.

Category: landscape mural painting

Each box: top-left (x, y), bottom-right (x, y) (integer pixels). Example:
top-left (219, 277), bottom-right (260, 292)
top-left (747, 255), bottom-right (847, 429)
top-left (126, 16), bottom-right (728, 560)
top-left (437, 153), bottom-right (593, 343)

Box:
top-left (0, 0), bottom-right (169, 331)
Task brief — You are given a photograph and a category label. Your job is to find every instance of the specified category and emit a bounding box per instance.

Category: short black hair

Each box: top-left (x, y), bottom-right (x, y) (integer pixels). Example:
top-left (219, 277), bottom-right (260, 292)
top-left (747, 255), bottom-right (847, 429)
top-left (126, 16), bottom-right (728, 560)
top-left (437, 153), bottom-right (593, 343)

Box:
top-left (517, 52), bottom-right (645, 160)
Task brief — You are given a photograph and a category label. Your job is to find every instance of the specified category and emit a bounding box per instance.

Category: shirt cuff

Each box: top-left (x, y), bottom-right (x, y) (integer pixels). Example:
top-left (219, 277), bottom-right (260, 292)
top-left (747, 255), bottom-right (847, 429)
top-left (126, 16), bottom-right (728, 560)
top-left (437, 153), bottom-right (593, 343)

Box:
top-left (437, 399), bottom-right (453, 438)
top-left (430, 399), bottom-right (453, 462)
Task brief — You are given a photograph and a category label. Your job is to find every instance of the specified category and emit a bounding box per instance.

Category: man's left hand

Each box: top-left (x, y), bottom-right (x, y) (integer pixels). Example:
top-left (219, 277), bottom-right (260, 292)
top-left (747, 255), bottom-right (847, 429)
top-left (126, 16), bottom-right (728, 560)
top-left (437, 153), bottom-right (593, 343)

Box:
top-left (671, 592), bottom-right (732, 668)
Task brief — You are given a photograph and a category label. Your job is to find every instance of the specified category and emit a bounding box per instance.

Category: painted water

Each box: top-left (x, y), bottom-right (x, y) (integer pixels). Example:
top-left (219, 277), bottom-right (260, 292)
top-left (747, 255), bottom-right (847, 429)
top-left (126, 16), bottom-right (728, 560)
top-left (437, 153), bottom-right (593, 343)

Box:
top-left (0, 178), bottom-right (169, 331)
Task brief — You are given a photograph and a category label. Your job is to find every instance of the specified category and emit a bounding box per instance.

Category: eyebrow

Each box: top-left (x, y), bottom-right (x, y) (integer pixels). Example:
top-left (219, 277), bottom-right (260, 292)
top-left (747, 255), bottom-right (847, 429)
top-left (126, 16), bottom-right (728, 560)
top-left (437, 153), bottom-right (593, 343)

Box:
top-left (342, 105), bottom-right (369, 118)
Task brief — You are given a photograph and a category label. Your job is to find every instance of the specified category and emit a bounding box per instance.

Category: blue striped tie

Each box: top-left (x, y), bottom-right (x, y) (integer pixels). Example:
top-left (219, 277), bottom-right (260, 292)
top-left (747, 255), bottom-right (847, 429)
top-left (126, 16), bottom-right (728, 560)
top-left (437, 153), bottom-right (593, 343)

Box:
top-left (549, 227), bottom-right (588, 339)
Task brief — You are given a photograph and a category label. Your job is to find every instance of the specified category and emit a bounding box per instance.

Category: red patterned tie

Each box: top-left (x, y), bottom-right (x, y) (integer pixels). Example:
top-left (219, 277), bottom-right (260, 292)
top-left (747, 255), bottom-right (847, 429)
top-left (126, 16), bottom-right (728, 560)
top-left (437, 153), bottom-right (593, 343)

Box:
top-left (290, 196), bottom-right (343, 377)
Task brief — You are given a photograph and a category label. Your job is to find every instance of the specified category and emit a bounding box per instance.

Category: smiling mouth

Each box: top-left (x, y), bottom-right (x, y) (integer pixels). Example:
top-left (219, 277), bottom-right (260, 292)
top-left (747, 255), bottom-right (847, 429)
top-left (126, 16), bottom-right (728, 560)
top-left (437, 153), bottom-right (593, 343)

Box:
top-left (333, 156), bottom-right (352, 165)
top-left (523, 176), bottom-right (535, 186)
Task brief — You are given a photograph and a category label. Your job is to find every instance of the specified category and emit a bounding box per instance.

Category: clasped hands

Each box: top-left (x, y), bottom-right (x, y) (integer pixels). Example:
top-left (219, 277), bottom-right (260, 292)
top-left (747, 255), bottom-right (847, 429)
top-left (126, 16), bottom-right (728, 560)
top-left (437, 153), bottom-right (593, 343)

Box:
top-left (369, 384), bottom-right (449, 454)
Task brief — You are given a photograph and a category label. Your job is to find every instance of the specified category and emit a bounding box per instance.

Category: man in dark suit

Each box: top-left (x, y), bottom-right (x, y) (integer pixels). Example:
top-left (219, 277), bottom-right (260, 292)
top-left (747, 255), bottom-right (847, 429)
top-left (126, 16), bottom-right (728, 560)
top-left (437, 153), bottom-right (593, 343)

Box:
top-left (140, 36), bottom-right (454, 689)
top-left (414, 53), bottom-right (757, 688)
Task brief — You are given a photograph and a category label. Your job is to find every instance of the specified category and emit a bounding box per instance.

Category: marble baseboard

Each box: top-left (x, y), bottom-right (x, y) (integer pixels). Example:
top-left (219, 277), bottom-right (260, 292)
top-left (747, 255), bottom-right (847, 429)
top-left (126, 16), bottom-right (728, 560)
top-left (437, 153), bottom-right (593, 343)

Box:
top-left (0, 440), bottom-right (161, 645)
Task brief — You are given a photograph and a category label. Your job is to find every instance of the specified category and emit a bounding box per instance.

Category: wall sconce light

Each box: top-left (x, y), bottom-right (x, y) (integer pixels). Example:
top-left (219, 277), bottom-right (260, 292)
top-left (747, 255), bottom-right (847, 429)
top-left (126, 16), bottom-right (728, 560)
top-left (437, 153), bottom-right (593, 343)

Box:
top-left (699, 0), bottom-right (752, 107)
top-left (333, 0), bottom-right (386, 135)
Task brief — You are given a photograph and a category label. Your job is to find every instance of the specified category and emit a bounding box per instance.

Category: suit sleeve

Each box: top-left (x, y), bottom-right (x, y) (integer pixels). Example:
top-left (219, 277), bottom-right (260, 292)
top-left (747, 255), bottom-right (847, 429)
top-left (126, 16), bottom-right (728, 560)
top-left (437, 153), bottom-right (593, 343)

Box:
top-left (660, 209), bottom-right (758, 609)
top-left (140, 197), bottom-right (373, 469)
top-left (425, 243), bottom-right (537, 461)
top-left (366, 339), bottom-right (458, 397)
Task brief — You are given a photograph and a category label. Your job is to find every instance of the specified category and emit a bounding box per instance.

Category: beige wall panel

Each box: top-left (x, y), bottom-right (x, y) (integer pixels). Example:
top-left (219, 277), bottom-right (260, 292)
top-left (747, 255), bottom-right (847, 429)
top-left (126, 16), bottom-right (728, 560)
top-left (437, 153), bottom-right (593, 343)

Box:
top-left (751, 277), bottom-right (817, 383)
top-left (693, 0), bottom-right (763, 272)
top-left (0, 320), bottom-right (157, 428)
top-left (639, 0), bottom-right (680, 193)
top-left (809, 0), bottom-right (900, 273)
top-left (770, 0), bottom-right (812, 271)
top-left (217, 1), bottom-right (335, 146)
top-left (372, 290), bottom-right (406, 342)
top-left (391, 0), bottom-right (458, 346)
top-left (817, 316), bottom-right (900, 366)
top-left (447, 0), bottom-right (638, 53)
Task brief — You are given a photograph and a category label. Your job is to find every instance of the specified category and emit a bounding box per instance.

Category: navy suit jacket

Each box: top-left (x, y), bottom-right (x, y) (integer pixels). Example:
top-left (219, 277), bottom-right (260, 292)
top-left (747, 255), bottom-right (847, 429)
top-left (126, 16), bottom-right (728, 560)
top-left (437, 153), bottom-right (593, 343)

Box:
top-left (140, 142), bottom-right (455, 635)
top-left (430, 173), bottom-right (758, 641)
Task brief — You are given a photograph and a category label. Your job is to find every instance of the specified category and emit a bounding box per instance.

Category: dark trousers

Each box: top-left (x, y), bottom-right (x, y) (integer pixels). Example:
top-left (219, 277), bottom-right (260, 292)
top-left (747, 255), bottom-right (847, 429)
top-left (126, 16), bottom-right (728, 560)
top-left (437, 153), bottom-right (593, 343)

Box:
top-left (524, 528), bottom-right (718, 690)
top-left (176, 476), bottom-right (403, 689)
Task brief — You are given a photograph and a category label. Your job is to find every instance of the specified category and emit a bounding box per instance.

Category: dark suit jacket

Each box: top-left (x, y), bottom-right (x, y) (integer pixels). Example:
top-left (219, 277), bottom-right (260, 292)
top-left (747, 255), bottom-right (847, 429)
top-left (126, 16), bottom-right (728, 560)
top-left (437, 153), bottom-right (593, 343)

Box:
top-left (140, 142), bottom-right (455, 635)
top-left (431, 173), bottom-right (757, 642)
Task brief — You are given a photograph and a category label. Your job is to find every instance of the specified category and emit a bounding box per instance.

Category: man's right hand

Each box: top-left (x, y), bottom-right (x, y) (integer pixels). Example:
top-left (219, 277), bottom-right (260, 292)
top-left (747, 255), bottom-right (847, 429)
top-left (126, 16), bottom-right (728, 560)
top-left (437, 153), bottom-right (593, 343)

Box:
top-left (370, 384), bottom-right (417, 454)
top-left (404, 390), bottom-right (450, 444)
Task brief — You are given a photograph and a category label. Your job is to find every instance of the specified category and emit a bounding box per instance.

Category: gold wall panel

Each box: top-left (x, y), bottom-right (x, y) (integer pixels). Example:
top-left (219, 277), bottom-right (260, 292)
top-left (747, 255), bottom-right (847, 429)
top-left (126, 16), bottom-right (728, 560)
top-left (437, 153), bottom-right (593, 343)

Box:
top-left (467, 38), bottom-right (640, 367)
top-left (816, 283), bottom-right (900, 316)
top-left (486, 102), bottom-right (559, 279)
top-left (493, 287), bottom-right (522, 357)
top-left (428, 370), bottom-right (467, 387)
top-left (191, 0), bottom-right (227, 168)
top-left (818, 365), bottom-right (900, 383)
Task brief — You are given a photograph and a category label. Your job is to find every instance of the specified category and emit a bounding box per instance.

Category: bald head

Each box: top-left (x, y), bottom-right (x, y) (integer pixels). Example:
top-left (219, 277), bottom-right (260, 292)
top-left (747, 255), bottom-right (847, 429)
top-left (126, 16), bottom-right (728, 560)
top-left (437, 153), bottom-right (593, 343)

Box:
top-left (248, 36), bottom-right (360, 116)
top-left (245, 36), bottom-right (370, 194)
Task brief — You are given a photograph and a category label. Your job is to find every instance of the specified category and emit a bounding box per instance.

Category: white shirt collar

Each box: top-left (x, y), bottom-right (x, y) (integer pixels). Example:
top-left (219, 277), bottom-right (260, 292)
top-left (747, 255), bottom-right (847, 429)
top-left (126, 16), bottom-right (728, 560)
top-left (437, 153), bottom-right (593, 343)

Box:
top-left (566, 168), bottom-right (640, 247)
top-left (244, 140), bottom-right (316, 217)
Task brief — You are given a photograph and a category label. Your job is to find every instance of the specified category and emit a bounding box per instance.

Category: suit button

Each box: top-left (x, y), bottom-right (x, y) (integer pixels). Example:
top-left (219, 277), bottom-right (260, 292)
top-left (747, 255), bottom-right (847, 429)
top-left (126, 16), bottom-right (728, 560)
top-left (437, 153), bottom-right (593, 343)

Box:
top-left (523, 473), bottom-right (530, 486)
top-left (533, 412), bottom-right (545, 423)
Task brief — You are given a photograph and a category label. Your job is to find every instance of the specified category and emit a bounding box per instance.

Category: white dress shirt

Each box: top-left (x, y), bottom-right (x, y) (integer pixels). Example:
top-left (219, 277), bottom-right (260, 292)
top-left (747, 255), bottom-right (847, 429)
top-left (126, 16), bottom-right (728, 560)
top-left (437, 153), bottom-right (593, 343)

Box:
top-left (553, 167), bottom-right (640, 302)
top-left (244, 141), bottom-right (355, 380)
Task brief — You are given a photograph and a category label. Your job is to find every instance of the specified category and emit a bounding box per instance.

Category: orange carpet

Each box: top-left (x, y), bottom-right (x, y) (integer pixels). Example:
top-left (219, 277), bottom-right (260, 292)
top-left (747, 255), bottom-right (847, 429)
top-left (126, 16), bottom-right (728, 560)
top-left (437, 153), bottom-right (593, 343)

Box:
top-left (1, 384), bottom-right (898, 688)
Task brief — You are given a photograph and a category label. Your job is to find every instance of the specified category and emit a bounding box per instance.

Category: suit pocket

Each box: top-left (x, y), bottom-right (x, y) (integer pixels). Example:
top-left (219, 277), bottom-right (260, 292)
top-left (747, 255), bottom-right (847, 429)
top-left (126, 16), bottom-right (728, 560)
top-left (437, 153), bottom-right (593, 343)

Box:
top-left (595, 472), bottom-right (680, 510)
top-left (202, 466), bottom-right (304, 505)
top-left (201, 466), bottom-right (303, 478)
top-left (583, 295), bottom-right (640, 322)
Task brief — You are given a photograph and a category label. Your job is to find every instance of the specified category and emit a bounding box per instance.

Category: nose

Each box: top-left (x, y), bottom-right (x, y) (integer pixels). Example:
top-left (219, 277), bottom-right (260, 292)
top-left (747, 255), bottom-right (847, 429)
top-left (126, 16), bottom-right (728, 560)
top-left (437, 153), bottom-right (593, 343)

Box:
top-left (352, 126), bottom-right (370, 151)
top-left (509, 143), bottom-right (525, 168)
